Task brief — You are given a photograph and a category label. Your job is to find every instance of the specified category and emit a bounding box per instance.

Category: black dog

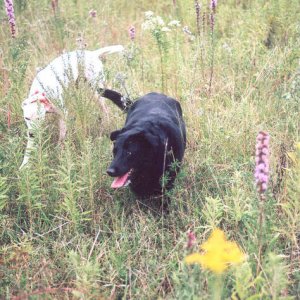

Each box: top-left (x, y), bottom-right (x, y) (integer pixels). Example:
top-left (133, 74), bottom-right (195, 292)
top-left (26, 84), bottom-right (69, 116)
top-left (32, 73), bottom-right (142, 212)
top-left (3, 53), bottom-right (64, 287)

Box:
top-left (107, 92), bottom-right (186, 197)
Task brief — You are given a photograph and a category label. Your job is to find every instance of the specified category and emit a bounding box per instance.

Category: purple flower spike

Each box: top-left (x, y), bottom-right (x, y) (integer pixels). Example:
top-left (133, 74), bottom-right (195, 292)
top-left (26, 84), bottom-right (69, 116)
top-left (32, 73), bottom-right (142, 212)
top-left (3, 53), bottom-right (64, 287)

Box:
top-left (187, 231), bottom-right (196, 249)
top-left (129, 25), bottom-right (135, 41)
top-left (194, 0), bottom-right (201, 36)
top-left (211, 0), bottom-right (217, 13)
top-left (4, 0), bottom-right (16, 38)
top-left (210, 14), bottom-right (215, 32)
top-left (51, 0), bottom-right (58, 14)
top-left (210, 0), bottom-right (218, 33)
top-left (254, 131), bottom-right (270, 195)
top-left (89, 9), bottom-right (97, 18)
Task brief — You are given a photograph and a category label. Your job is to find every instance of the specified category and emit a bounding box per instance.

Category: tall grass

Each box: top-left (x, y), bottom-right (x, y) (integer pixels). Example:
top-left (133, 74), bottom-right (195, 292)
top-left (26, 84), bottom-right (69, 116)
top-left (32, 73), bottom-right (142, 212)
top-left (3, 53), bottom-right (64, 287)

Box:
top-left (0, 0), bottom-right (299, 298)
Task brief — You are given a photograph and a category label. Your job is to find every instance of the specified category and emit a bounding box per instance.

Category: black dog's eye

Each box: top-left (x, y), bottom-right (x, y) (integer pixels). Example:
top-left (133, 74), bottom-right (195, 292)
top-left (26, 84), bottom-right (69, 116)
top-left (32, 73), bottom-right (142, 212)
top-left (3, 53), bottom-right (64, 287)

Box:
top-left (127, 151), bottom-right (132, 156)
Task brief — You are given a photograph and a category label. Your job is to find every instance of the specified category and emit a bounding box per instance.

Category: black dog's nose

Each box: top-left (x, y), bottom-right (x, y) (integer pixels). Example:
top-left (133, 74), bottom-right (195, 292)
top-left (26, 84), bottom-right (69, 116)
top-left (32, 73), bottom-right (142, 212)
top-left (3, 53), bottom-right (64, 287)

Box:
top-left (107, 167), bottom-right (117, 177)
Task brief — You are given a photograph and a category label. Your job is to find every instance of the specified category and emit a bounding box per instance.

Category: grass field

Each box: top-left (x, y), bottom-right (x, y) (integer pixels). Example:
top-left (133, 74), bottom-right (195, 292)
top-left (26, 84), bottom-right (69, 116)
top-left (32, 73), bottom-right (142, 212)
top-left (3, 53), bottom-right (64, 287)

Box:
top-left (0, 0), bottom-right (300, 299)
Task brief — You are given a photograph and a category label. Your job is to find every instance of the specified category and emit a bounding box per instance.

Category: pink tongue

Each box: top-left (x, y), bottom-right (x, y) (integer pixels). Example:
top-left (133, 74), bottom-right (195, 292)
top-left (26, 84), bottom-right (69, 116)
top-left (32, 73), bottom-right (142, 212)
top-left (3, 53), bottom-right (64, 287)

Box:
top-left (111, 172), bottom-right (130, 188)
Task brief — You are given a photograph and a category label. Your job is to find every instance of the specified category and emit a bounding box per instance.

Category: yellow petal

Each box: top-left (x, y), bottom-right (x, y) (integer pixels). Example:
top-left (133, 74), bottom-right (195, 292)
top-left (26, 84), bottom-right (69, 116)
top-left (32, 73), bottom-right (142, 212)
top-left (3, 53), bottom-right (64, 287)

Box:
top-left (200, 252), bottom-right (228, 273)
top-left (201, 229), bottom-right (226, 251)
top-left (185, 229), bottom-right (245, 274)
top-left (185, 253), bottom-right (205, 265)
top-left (223, 242), bottom-right (245, 264)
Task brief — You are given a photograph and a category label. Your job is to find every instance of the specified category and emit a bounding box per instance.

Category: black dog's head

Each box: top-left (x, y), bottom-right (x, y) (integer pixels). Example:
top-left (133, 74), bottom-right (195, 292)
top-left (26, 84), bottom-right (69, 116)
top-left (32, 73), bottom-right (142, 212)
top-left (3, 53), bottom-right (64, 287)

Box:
top-left (107, 127), bottom-right (161, 189)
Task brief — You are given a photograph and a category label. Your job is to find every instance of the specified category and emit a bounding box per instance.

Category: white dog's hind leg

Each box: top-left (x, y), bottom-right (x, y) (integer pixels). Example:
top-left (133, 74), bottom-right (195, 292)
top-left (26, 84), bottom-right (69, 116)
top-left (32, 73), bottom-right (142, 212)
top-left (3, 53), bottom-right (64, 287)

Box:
top-left (20, 98), bottom-right (47, 169)
top-left (58, 117), bottom-right (67, 143)
top-left (20, 131), bottom-right (35, 169)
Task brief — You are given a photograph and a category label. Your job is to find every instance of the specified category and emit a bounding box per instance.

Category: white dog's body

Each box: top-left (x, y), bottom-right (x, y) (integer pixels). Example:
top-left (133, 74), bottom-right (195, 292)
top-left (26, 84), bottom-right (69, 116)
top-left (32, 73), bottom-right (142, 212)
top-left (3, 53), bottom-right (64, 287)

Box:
top-left (21, 45), bottom-right (124, 169)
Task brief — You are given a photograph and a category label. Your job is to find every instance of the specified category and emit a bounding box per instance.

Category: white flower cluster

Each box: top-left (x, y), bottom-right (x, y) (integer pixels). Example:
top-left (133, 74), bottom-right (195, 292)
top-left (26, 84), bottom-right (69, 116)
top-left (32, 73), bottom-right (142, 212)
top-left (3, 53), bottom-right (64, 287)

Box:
top-left (141, 11), bottom-right (181, 33)
top-left (182, 26), bottom-right (195, 41)
top-left (168, 20), bottom-right (181, 27)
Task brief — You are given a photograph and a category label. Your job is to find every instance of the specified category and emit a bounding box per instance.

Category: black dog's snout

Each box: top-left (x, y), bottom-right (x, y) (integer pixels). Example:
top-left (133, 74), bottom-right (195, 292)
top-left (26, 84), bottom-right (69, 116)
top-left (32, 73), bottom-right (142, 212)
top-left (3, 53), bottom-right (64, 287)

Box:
top-left (107, 167), bottom-right (117, 177)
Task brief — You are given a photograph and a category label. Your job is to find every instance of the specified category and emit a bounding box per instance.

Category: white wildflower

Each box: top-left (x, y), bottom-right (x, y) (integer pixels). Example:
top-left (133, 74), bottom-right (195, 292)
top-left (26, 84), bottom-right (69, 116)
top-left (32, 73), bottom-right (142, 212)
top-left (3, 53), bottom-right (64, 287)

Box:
top-left (161, 27), bottom-right (171, 32)
top-left (142, 20), bottom-right (155, 31)
top-left (145, 11), bottom-right (154, 19)
top-left (222, 43), bottom-right (232, 54)
top-left (182, 26), bottom-right (195, 41)
top-left (115, 72), bottom-right (127, 85)
top-left (168, 20), bottom-right (181, 27)
top-left (155, 16), bottom-right (165, 26)
top-left (183, 26), bottom-right (192, 35)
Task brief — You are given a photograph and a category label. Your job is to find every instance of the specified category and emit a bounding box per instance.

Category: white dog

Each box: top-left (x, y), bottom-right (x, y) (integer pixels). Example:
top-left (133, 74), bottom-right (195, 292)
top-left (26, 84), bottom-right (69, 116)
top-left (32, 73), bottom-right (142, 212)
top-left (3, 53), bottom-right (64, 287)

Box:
top-left (20, 45), bottom-right (124, 169)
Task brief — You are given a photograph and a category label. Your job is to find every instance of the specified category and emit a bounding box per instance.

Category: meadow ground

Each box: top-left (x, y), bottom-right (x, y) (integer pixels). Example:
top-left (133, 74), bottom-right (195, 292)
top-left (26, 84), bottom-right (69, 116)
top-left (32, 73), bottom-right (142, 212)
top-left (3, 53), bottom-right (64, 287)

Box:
top-left (0, 0), bottom-right (300, 299)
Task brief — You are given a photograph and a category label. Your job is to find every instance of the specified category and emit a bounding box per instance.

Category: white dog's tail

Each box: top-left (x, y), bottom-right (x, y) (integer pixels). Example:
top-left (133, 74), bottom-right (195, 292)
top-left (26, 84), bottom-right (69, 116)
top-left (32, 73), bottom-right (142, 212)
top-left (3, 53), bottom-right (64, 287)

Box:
top-left (92, 45), bottom-right (124, 57)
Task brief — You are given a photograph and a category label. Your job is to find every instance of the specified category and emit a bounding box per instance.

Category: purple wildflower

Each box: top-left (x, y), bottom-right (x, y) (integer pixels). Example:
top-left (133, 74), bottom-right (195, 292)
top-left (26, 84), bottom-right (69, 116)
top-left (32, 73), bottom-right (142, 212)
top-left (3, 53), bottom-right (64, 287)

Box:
top-left (194, 0), bottom-right (201, 36)
top-left (211, 0), bottom-right (217, 13)
top-left (254, 131), bottom-right (270, 195)
top-left (4, 0), bottom-right (16, 38)
top-left (210, 13), bottom-right (215, 32)
top-left (89, 9), bottom-right (97, 18)
top-left (129, 25), bottom-right (135, 41)
top-left (51, 0), bottom-right (58, 13)
top-left (202, 12), bottom-right (206, 32)
top-left (187, 231), bottom-right (196, 249)
top-left (210, 0), bottom-right (217, 32)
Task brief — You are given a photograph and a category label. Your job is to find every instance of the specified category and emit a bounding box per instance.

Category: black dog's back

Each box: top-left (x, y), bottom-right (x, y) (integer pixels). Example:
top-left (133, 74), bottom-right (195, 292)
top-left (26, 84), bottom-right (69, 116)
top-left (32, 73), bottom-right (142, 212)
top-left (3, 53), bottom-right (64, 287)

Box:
top-left (126, 92), bottom-right (183, 124)
top-left (126, 92), bottom-right (186, 157)
top-left (108, 92), bottom-right (186, 197)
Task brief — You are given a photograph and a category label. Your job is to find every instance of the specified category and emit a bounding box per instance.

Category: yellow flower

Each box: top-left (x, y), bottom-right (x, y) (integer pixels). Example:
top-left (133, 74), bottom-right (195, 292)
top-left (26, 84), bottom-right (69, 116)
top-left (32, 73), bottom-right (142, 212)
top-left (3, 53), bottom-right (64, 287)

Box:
top-left (185, 229), bottom-right (245, 274)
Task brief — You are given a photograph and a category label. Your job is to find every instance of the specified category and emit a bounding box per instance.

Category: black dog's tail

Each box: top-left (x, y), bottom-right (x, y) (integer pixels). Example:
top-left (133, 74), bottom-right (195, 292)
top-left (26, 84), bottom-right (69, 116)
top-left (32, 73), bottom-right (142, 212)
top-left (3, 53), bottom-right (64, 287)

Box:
top-left (98, 88), bottom-right (132, 112)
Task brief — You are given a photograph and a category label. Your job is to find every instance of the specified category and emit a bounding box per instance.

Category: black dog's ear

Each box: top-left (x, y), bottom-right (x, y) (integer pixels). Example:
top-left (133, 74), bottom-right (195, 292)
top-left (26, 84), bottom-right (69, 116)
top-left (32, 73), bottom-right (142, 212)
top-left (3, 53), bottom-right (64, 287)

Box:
top-left (128, 126), bottom-right (162, 149)
top-left (143, 131), bottom-right (160, 148)
top-left (126, 128), bottom-right (161, 149)
top-left (110, 129), bottom-right (122, 141)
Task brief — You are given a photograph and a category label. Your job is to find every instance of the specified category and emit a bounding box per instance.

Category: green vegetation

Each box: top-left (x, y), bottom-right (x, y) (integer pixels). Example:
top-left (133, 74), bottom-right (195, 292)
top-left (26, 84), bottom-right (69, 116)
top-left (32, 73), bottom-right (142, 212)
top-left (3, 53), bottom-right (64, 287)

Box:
top-left (0, 0), bottom-right (299, 298)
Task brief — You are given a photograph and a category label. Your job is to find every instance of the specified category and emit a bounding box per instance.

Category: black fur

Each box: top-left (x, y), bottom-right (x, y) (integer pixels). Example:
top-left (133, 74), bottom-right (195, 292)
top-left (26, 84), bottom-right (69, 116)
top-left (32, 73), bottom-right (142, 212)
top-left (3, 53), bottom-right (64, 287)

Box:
top-left (107, 92), bottom-right (186, 197)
